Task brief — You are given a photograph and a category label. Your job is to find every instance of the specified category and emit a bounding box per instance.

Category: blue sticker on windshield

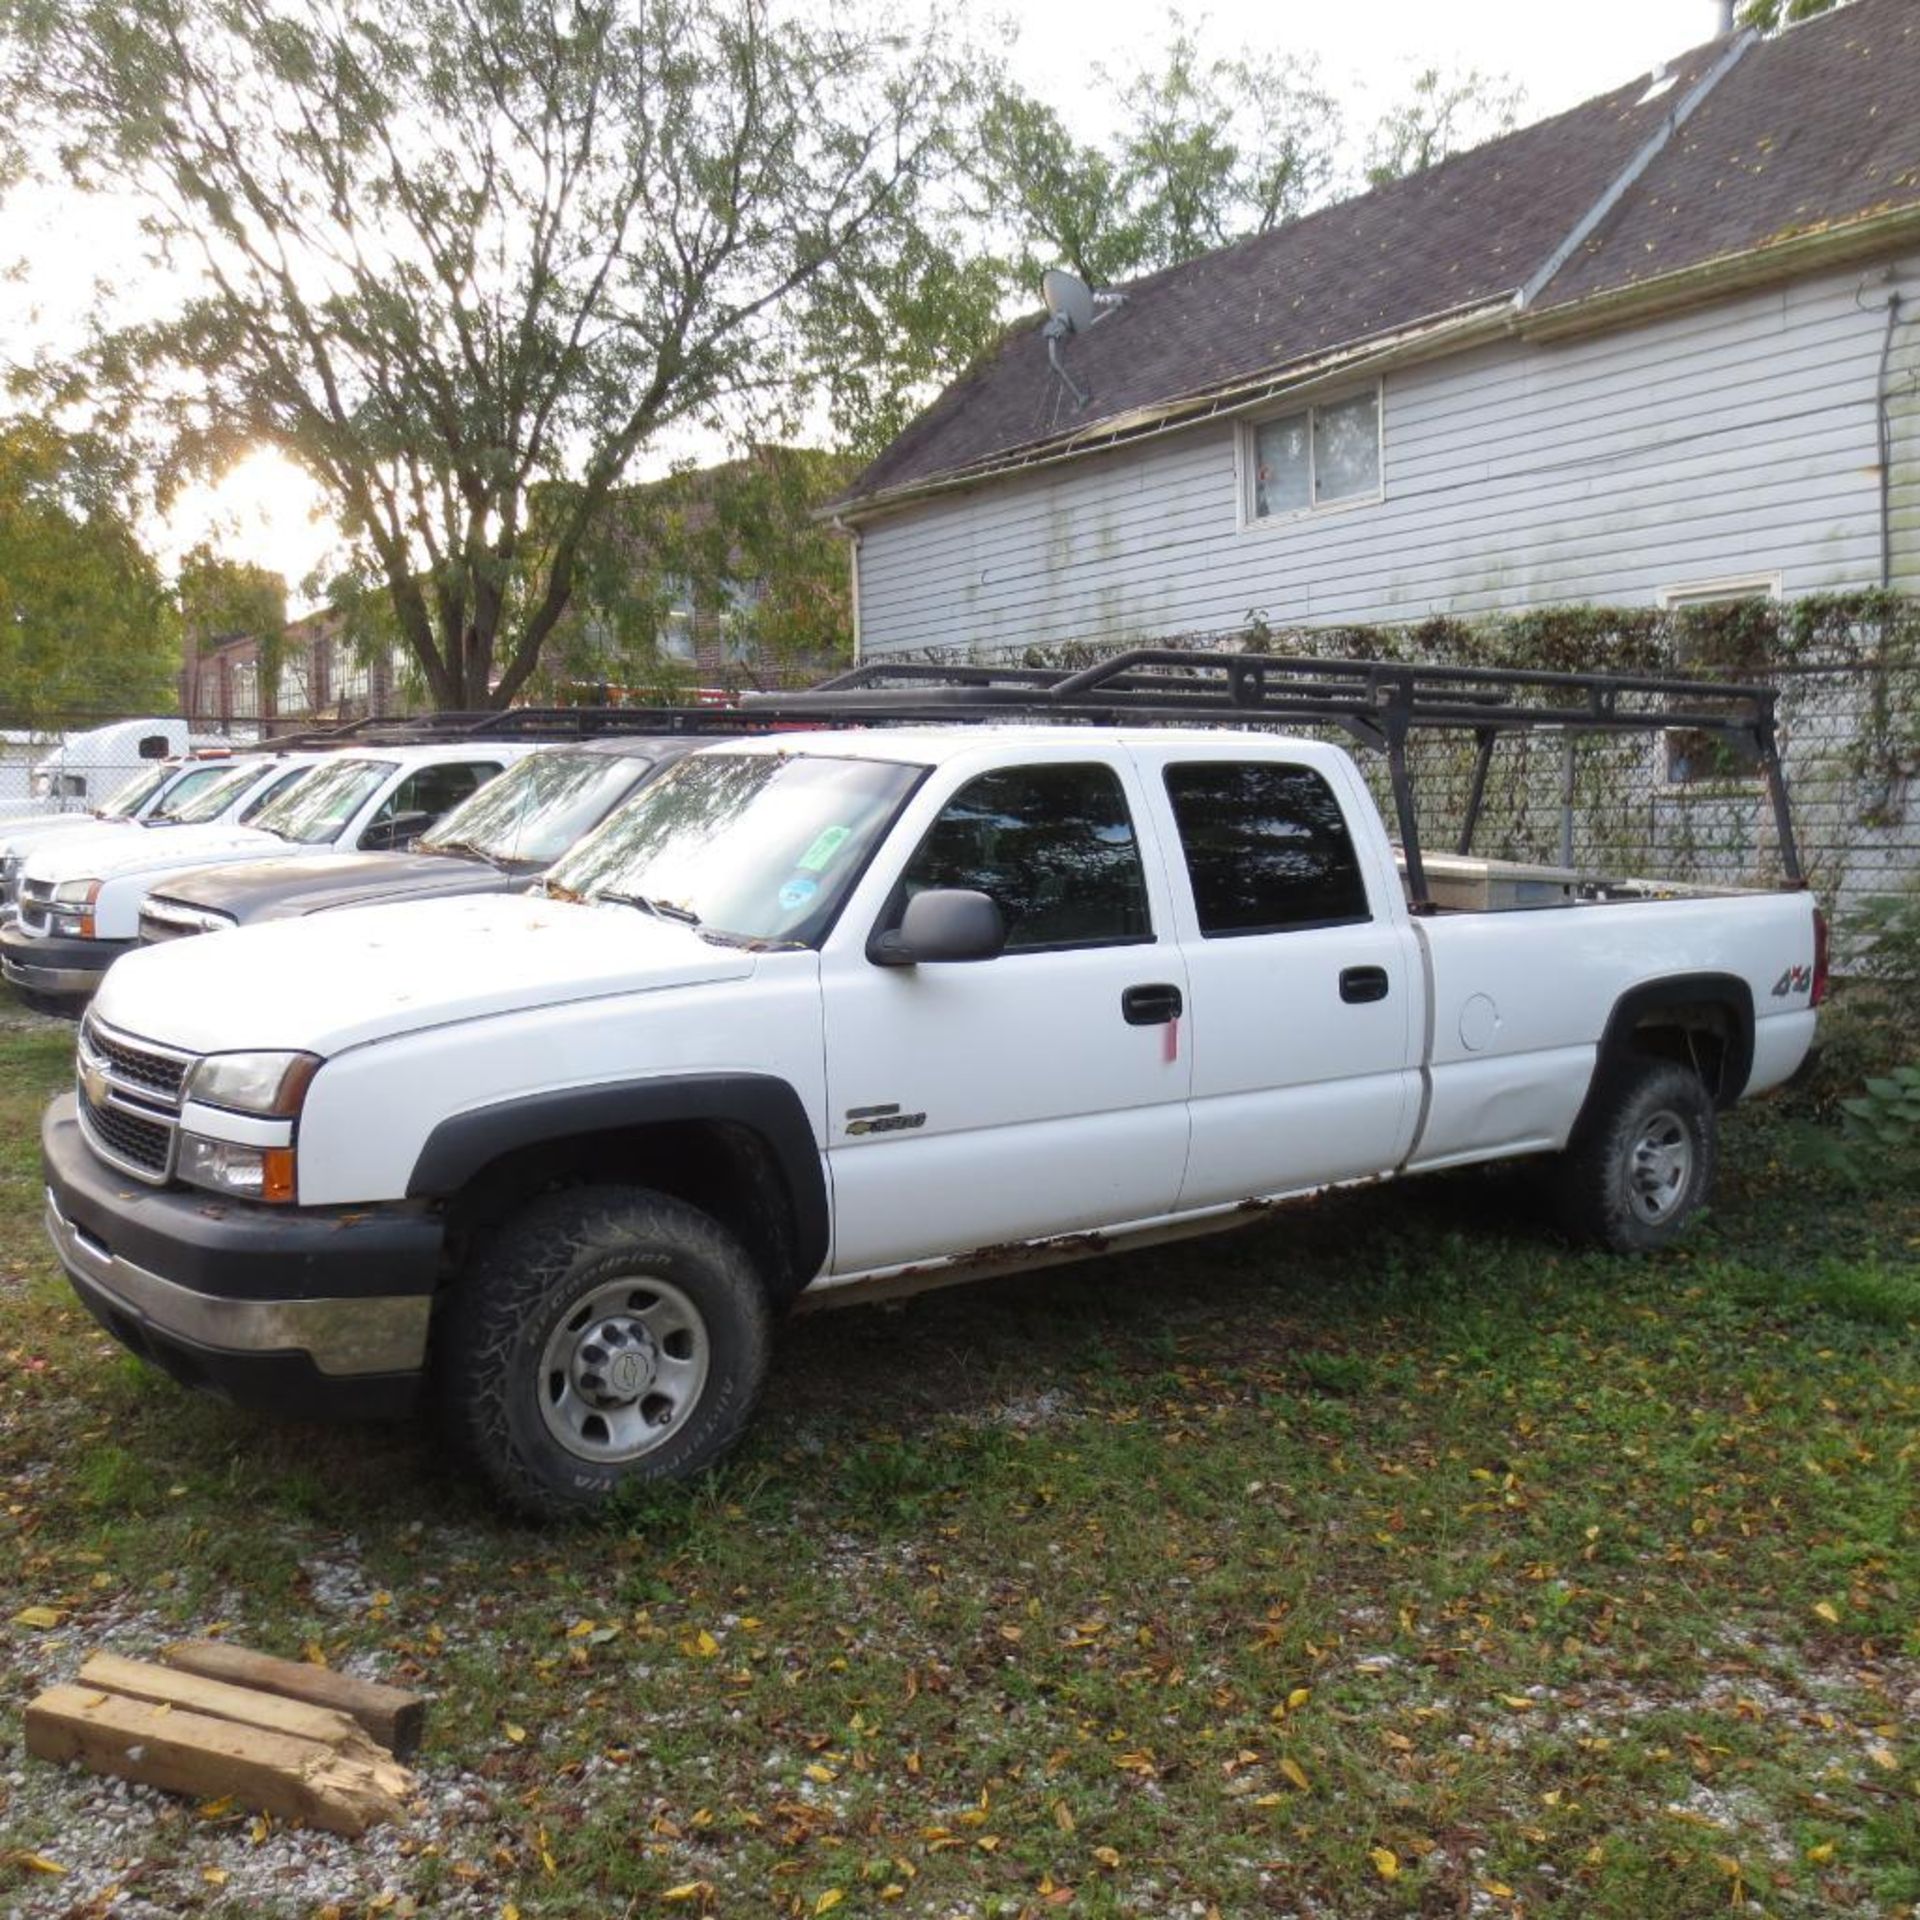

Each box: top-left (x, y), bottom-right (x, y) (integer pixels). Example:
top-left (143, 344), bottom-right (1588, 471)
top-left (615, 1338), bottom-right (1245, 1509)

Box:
top-left (779, 875), bottom-right (820, 911)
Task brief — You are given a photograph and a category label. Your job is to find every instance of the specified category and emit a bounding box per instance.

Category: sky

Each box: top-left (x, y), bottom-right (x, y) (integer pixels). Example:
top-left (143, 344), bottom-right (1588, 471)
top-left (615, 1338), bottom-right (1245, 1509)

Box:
top-left (1, 0), bottom-right (1738, 600)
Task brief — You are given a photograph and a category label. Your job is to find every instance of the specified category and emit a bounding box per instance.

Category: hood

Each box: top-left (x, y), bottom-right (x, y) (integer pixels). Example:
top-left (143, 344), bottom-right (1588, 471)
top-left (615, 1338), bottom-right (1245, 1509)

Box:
top-left (26, 822), bottom-right (284, 885)
top-left (149, 851), bottom-right (518, 924)
top-left (0, 816), bottom-right (142, 861)
top-left (93, 889), bottom-right (758, 1055)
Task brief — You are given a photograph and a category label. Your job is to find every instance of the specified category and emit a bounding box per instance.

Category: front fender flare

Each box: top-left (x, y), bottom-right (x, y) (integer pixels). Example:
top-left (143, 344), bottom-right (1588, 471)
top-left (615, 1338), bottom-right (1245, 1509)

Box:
top-left (404, 1074), bottom-right (829, 1282)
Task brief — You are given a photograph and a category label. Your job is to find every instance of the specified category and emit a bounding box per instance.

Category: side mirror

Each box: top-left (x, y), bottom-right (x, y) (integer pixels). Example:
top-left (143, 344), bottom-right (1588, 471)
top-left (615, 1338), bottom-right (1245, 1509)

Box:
top-left (869, 888), bottom-right (1006, 967)
top-left (359, 809), bottom-right (435, 852)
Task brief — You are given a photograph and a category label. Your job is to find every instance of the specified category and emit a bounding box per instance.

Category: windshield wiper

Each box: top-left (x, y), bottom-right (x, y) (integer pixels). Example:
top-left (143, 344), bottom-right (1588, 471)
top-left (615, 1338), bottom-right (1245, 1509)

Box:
top-left (422, 836), bottom-right (509, 870)
top-left (594, 890), bottom-right (701, 927)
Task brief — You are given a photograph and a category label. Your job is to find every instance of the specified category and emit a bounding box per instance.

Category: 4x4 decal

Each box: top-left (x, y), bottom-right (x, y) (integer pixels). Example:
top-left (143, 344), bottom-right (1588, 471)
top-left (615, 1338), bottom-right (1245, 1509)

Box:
top-left (1771, 964), bottom-right (1813, 997)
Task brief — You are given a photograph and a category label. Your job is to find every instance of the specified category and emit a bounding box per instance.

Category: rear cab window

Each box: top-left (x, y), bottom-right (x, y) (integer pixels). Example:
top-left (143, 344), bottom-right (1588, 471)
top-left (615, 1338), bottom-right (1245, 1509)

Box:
top-left (1162, 759), bottom-right (1370, 935)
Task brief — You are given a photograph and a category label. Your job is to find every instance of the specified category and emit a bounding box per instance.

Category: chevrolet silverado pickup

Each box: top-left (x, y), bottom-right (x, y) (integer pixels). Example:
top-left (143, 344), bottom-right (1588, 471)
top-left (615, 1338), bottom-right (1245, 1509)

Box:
top-left (136, 734), bottom-right (729, 943)
top-left (39, 659), bottom-right (1824, 1519)
top-left (4, 742), bottom-right (525, 1006)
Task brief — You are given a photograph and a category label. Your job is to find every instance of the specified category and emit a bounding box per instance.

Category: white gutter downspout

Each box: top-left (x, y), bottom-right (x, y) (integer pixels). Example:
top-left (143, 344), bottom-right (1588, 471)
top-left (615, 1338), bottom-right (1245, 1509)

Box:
top-left (832, 515), bottom-right (864, 661)
top-left (1514, 29), bottom-right (1759, 312)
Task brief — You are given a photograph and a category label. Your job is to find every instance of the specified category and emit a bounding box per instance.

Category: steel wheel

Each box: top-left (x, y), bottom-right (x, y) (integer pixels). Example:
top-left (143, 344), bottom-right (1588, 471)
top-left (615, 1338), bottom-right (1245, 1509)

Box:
top-left (536, 1274), bottom-right (712, 1462)
top-left (1626, 1107), bottom-right (1694, 1225)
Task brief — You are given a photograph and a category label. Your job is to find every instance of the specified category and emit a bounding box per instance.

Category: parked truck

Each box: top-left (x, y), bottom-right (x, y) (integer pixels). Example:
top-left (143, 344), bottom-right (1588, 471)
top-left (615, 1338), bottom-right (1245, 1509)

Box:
top-left (38, 655), bottom-right (1824, 1518)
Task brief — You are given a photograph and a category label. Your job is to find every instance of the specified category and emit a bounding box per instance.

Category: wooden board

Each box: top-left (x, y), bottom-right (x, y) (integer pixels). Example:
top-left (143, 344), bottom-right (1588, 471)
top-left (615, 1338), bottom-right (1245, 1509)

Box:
top-left (161, 1640), bottom-right (426, 1757)
top-left (78, 1655), bottom-right (400, 1775)
top-left (25, 1684), bottom-right (412, 1837)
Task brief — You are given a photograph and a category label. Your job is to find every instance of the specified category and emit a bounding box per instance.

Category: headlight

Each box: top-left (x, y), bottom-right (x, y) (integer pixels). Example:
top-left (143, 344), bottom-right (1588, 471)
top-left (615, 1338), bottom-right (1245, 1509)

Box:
top-left (187, 1051), bottom-right (321, 1117)
top-left (48, 879), bottom-right (100, 939)
top-left (178, 1135), bottom-right (297, 1203)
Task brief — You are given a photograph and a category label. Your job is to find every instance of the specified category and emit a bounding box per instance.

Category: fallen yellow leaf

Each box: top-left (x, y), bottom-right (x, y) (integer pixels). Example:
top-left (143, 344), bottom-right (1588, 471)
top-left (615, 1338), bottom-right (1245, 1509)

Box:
top-left (15, 1854), bottom-right (65, 1876)
top-left (1812, 1601), bottom-right (1840, 1624)
top-left (1370, 1846), bottom-right (1400, 1880)
top-left (661, 1884), bottom-right (706, 1904)
top-left (11, 1606), bottom-right (63, 1630)
top-left (503, 1723), bottom-right (527, 1745)
top-left (1806, 1842), bottom-right (1835, 1863)
top-left (814, 1892), bottom-right (845, 1915)
top-left (1279, 1757), bottom-right (1311, 1792)
top-left (1092, 1846), bottom-right (1121, 1870)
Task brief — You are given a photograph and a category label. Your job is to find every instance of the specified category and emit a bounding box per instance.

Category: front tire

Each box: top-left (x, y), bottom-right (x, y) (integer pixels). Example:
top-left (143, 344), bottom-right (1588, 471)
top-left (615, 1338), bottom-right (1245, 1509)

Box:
top-left (1555, 1058), bottom-right (1716, 1254)
top-left (436, 1186), bottom-right (772, 1521)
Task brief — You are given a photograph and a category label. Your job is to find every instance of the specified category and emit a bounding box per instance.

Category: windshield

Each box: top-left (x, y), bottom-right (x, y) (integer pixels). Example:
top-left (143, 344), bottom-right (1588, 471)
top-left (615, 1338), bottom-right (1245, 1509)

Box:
top-left (160, 760), bottom-right (269, 825)
top-left (145, 763), bottom-right (239, 821)
top-left (546, 751), bottom-right (923, 946)
top-left (420, 749), bottom-right (653, 868)
top-left (97, 764), bottom-right (173, 818)
top-left (248, 757), bottom-right (397, 845)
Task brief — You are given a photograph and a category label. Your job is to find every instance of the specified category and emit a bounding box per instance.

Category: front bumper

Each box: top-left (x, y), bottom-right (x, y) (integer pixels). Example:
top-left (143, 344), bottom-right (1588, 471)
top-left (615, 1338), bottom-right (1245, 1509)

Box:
top-left (1, 925), bottom-right (132, 998)
top-left (43, 1094), bottom-right (444, 1420)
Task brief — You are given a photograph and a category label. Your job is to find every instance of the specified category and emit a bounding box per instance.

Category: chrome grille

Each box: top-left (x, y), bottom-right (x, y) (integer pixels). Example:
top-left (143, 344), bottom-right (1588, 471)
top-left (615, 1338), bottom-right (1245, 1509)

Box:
top-left (19, 877), bottom-right (53, 935)
top-left (74, 1015), bottom-right (197, 1185)
top-left (78, 1088), bottom-right (172, 1176)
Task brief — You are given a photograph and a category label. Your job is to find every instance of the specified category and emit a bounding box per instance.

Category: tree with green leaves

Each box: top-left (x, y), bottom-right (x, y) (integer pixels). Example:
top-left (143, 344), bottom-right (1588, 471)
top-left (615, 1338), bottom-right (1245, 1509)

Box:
top-left (0, 0), bottom-right (963, 709)
top-left (0, 419), bottom-right (177, 724)
top-left (1364, 67), bottom-right (1524, 189)
top-left (1737, 0), bottom-right (1843, 29)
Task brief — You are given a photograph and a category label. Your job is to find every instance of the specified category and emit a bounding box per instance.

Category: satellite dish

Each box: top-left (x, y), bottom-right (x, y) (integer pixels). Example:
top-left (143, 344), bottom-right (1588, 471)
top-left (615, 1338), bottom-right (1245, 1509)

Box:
top-left (1042, 268), bottom-right (1097, 334)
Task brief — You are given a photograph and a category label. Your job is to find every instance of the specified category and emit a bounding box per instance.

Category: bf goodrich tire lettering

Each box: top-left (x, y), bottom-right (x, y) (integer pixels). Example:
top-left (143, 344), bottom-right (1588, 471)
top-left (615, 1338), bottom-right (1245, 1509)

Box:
top-left (435, 1185), bottom-right (772, 1521)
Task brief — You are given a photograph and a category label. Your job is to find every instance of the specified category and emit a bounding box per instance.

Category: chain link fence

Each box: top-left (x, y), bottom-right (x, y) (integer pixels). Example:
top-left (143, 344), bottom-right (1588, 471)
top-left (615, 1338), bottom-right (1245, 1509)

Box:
top-left (884, 609), bottom-right (1920, 929)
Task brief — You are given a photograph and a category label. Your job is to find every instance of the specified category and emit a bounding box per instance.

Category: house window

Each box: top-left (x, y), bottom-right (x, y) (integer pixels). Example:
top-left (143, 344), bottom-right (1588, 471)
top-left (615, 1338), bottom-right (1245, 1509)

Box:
top-left (1246, 387), bottom-right (1381, 522)
top-left (655, 576), bottom-right (696, 664)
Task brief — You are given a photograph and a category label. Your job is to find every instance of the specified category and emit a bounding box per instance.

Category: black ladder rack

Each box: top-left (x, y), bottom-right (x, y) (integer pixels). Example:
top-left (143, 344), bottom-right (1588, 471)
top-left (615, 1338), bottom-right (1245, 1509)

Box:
top-left (741, 648), bottom-right (1804, 909)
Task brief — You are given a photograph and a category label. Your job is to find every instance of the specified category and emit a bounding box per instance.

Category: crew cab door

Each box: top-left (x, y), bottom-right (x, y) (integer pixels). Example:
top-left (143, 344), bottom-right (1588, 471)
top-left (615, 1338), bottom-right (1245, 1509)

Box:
top-left (820, 753), bottom-right (1191, 1277)
top-left (1131, 746), bottom-right (1423, 1208)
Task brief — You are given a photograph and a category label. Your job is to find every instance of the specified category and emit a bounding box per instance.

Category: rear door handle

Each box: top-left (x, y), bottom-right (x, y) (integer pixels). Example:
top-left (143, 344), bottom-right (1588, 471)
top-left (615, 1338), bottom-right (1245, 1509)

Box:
top-left (1340, 966), bottom-right (1390, 1004)
top-left (1122, 982), bottom-right (1184, 1025)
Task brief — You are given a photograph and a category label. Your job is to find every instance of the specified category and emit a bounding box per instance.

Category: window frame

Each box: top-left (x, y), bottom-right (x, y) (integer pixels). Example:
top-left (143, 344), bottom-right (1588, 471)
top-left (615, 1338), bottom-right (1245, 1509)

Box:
top-left (1162, 757), bottom-right (1374, 940)
top-left (875, 759), bottom-right (1158, 959)
top-left (1238, 381), bottom-right (1385, 530)
top-left (1658, 576), bottom-right (1780, 787)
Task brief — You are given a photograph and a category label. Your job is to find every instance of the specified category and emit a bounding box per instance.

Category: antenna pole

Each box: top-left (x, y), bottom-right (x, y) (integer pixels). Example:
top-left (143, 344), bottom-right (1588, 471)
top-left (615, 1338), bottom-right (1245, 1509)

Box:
top-left (1045, 326), bottom-right (1088, 409)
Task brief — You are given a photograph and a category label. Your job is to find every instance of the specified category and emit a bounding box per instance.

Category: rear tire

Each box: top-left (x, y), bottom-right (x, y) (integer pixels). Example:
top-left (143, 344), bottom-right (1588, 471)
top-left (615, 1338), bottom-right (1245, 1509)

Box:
top-left (436, 1185), bottom-right (772, 1521)
top-left (1555, 1058), bottom-right (1716, 1254)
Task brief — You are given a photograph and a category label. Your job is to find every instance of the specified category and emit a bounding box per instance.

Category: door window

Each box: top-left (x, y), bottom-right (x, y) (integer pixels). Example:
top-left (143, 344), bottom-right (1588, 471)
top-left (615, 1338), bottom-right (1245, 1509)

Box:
top-left (1165, 761), bottom-right (1370, 936)
top-left (888, 763), bottom-right (1151, 952)
top-left (367, 760), bottom-right (503, 836)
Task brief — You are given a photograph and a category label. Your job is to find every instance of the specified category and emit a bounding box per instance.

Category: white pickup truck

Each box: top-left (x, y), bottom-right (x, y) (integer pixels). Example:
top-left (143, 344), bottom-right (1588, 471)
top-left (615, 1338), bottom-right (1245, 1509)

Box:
top-left (40, 663), bottom-right (1823, 1519)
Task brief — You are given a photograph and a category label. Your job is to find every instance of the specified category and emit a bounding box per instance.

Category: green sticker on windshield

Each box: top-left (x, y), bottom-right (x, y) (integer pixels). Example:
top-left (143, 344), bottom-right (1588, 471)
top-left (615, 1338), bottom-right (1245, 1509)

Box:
top-left (797, 824), bottom-right (852, 872)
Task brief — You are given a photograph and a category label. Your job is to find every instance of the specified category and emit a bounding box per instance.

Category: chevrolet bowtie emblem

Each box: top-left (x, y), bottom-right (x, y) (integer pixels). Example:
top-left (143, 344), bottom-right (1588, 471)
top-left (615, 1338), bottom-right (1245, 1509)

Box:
top-left (80, 1057), bottom-right (110, 1111)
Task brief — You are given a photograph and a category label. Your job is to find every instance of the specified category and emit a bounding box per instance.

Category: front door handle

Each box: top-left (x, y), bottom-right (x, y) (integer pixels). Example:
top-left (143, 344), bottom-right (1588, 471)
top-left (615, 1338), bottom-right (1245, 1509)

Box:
top-left (1340, 966), bottom-right (1390, 1004)
top-left (1122, 982), bottom-right (1184, 1025)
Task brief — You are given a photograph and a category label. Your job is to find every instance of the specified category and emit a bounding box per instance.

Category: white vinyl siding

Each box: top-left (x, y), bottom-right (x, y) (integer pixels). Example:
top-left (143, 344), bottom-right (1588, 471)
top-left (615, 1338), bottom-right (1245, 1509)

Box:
top-left (856, 252), bottom-right (1918, 656)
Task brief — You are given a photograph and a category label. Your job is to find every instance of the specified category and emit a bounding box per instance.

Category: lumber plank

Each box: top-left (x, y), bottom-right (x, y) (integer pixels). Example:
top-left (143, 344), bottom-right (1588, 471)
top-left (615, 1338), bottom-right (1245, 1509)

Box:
top-left (161, 1640), bottom-right (426, 1757)
top-left (78, 1655), bottom-right (397, 1773)
top-left (25, 1684), bottom-right (413, 1836)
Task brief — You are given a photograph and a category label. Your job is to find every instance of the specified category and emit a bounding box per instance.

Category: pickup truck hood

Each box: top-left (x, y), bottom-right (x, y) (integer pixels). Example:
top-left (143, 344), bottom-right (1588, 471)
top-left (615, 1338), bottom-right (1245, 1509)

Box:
top-left (27, 821), bottom-right (283, 884)
top-left (148, 851), bottom-right (519, 924)
top-left (0, 816), bottom-right (141, 861)
top-left (93, 891), bottom-right (756, 1055)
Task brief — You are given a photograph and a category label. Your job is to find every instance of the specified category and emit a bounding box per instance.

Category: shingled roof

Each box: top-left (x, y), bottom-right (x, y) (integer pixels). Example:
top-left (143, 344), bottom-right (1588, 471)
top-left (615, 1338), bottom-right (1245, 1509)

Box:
top-left (841, 0), bottom-right (1920, 513)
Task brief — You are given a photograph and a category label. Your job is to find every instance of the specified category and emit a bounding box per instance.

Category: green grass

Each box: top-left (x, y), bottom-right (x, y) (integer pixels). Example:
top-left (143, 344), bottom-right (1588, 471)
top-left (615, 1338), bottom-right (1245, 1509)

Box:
top-left (1, 1012), bottom-right (1916, 1918)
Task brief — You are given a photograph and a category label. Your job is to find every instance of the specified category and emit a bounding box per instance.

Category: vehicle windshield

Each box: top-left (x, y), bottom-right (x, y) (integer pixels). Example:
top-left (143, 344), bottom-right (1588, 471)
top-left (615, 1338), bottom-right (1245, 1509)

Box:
top-left (419, 749), bottom-right (653, 868)
top-left (97, 764), bottom-right (173, 818)
top-left (545, 751), bottom-right (923, 946)
top-left (248, 757), bottom-right (397, 845)
top-left (145, 763), bottom-right (240, 821)
top-left (158, 760), bottom-right (267, 825)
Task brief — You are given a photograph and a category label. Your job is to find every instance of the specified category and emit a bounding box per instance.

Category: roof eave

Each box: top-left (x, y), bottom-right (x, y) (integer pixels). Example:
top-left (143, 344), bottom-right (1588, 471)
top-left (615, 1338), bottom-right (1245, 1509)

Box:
top-left (1518, 200), bottom-right (1920, 344)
